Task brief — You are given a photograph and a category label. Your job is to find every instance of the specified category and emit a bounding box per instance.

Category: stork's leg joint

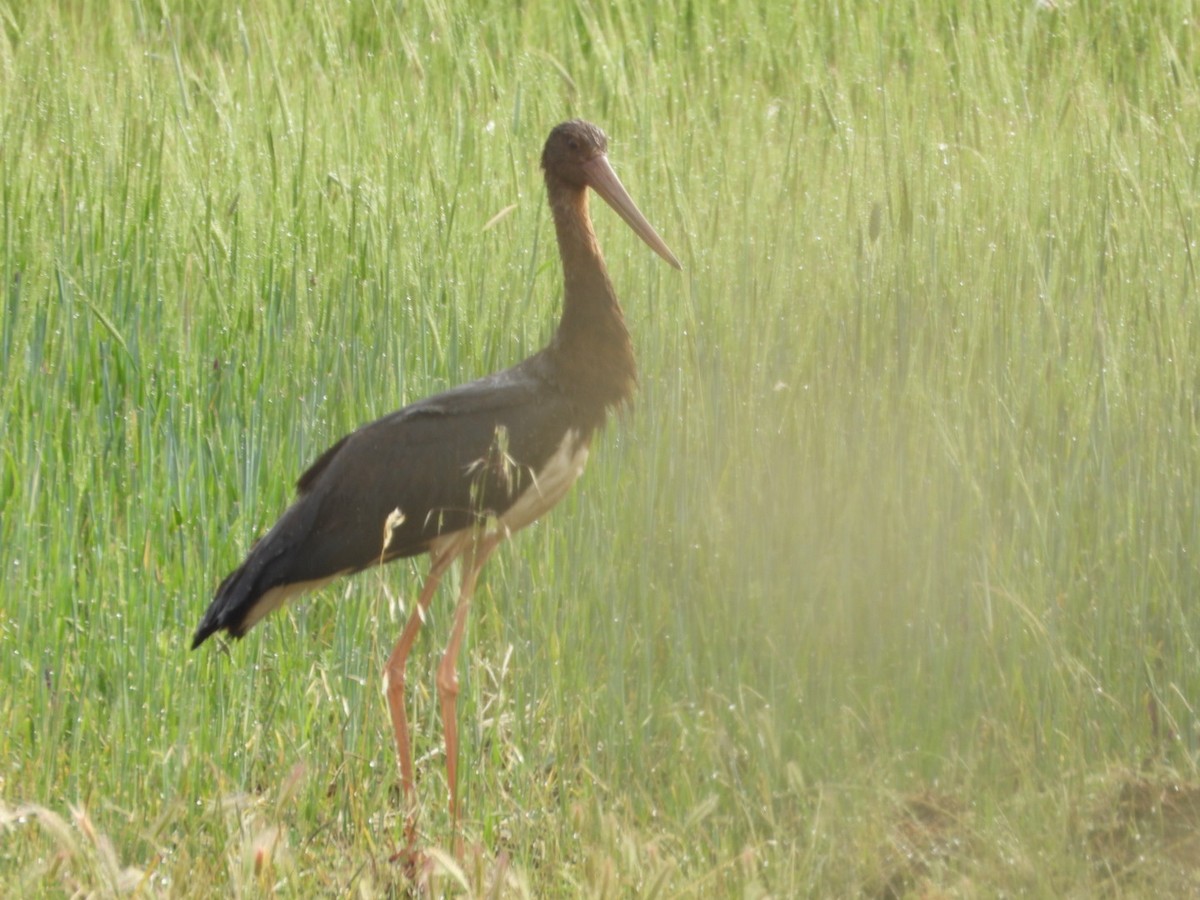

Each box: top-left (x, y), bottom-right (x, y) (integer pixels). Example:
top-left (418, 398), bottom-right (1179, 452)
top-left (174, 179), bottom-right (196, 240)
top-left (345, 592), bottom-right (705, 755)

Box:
top-left (435, 644), bottom-right (462, 700)
top-left (383, 641), bottom-right (416, 800)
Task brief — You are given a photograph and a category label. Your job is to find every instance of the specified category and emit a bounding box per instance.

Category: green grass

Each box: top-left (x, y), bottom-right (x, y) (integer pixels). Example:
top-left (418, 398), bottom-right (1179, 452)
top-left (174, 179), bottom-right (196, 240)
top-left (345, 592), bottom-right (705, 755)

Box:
top-left (2, 0), bottom-right (1200, 894)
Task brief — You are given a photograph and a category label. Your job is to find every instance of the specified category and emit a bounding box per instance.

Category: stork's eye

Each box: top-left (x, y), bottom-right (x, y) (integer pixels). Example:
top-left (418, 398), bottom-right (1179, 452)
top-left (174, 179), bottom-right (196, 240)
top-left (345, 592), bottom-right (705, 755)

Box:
top-left (567, 138), bottom-right (580, 152)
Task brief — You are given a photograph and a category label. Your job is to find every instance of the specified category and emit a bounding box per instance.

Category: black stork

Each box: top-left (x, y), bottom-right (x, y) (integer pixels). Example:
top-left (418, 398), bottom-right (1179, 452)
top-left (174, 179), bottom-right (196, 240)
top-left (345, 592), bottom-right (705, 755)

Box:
top-left (191, 120), bottom-right (681, 849)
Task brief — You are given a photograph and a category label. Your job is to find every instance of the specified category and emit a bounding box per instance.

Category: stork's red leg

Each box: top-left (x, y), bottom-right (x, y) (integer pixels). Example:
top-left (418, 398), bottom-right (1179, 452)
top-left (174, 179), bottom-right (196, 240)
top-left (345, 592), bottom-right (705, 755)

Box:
top-left (436, 534), bottom-right (502, 831)
top-left (385, 568), bottom-right (442, 801)
top-left (384, 539), bottom-right (463, 850)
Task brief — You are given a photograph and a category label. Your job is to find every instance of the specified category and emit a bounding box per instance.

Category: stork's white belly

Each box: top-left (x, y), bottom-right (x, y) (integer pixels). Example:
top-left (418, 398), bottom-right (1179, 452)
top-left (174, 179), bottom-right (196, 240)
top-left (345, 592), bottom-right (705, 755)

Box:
top-left (499, 429), bottom-right (589, 535)
top-left (239, 573), bottom-right (341, 633)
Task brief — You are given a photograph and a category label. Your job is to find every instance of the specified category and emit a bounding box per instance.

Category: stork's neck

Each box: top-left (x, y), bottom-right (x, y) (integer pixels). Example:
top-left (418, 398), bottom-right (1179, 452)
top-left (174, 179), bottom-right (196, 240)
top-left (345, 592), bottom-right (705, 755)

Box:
top-left (547, 185), bottom-right (637, 410)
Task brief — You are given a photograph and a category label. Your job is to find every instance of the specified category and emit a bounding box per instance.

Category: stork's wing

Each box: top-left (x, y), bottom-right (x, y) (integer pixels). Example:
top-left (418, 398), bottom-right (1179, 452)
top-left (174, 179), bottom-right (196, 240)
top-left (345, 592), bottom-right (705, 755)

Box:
top-left (191, 357), bottom-right (581, 646)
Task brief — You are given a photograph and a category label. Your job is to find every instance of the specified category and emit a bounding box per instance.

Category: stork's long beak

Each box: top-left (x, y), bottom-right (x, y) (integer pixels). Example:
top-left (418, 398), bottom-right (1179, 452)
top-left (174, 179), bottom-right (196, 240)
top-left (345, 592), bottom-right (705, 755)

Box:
top-left (582, 154), bottom-right (682, 270)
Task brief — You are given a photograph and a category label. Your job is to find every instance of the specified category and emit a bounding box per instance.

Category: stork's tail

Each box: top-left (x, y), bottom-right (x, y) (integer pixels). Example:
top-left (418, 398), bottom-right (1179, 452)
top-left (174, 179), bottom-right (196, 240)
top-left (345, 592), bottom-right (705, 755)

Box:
top-left (191, 558), bottom-right (268, 648)
top-left (191, 511), bottom-right (313, 649)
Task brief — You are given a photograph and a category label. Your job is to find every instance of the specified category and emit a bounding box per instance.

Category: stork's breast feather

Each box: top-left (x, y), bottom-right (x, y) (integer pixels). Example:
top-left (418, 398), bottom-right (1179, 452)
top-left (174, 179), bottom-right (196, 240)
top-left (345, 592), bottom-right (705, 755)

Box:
top-left (499, 428), bottom-right (590, 535)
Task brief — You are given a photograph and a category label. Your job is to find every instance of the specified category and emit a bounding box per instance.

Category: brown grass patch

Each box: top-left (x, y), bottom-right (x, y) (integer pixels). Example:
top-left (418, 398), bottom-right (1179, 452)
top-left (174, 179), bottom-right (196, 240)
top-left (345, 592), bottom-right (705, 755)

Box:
top-left (1087, 767), bottom-right (1200, 894)
top-left (873, 791), bottom-right (976, 899)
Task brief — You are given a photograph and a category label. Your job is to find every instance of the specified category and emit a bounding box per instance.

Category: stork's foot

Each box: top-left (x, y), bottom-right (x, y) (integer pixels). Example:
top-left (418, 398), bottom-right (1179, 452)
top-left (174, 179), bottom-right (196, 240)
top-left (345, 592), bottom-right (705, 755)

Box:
top-left (389, 814), bottom-right (424, 880)
top-left (389, 836), bottom-right (470, 887)
top-left (389, 847), bottom-right (429, 884)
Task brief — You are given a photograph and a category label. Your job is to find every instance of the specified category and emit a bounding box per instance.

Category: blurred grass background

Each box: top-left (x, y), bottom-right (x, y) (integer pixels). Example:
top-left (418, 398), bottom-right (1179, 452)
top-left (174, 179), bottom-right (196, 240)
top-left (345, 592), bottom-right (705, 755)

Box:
top-left (2, 0), bottom-right (1199, 894)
